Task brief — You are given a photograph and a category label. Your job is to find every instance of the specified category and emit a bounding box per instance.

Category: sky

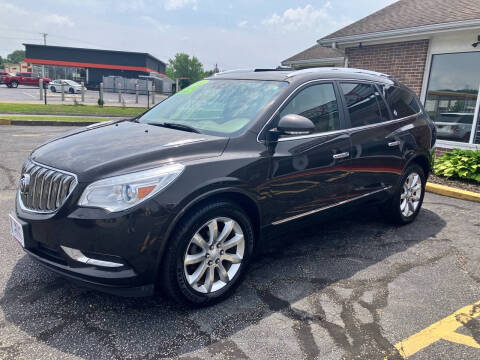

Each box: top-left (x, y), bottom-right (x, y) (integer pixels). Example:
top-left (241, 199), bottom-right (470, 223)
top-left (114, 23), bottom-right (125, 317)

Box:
top-left (0, 0), bottom-right (397, 71)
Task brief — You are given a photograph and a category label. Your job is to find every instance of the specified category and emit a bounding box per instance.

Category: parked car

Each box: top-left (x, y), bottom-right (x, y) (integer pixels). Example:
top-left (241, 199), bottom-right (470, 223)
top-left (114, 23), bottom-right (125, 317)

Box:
top-left (2, 72), bottom-right (50, 88)
top-left (434, 112), bottom-right (473, 142)
top-left (49, 79), bottom-right (84, 94)
top-left (9, 68), bottom-right (435, 305)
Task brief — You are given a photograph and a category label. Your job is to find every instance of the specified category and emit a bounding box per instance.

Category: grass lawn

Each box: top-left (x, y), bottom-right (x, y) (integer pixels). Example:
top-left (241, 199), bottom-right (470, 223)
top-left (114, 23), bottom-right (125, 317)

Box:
top-left (0, 103), bottom-right (146, 116)
top-left (0, 115), bottom-right (112, 122)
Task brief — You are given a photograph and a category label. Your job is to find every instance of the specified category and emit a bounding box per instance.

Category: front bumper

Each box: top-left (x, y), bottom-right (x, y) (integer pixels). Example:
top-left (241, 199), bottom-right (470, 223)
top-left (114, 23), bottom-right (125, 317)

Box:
top-left (13, 201), bottom-right (170, 297)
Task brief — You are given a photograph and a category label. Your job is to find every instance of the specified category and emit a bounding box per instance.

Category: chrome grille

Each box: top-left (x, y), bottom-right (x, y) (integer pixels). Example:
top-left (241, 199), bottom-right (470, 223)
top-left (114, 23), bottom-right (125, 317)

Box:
top-left (19, 161), bottom-right (77, 212)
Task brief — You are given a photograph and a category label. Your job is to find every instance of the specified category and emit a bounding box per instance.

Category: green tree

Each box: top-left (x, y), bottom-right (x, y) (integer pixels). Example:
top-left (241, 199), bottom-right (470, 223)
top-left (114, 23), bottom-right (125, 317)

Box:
top-left (6, 50), bottom-right (25, 64)
top-left (166, 53), bottom-right (205, 84)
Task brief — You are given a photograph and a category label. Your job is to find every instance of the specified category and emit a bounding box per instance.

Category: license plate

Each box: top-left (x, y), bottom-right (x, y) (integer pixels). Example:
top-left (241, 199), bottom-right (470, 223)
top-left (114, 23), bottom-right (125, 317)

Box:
top-left (9, 214), bottom-right (24, 248)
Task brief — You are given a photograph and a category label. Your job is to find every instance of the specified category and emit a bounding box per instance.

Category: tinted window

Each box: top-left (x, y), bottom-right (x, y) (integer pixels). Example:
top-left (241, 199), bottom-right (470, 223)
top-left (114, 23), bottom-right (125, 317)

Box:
top-left (21, 73), bottom-right (31, 77)
top-left (374, 84), bottom-right (390, 122)
top-left (384, 85), bottom-right (419, 119)
top-left (340, 83), bottom-right (382, 127)
top-left (279, 83), bottom-right (340, 134)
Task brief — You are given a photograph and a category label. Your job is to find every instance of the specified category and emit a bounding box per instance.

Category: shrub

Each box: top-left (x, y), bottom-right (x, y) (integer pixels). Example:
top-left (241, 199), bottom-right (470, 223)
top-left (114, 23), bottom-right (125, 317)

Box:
top-left (97, 97), bottom-right (104, 107)
top-left (434, 149), bottom-right (480, 182)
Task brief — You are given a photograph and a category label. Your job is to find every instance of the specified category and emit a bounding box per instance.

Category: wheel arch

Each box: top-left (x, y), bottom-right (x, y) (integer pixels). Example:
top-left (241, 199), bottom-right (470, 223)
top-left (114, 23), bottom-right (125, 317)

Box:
top-left (153, 188), bottom-right (261, 287)
top-left (166, 188), bottom-right (261, 243)
top-left (406, 153), bottom-right (431, 178)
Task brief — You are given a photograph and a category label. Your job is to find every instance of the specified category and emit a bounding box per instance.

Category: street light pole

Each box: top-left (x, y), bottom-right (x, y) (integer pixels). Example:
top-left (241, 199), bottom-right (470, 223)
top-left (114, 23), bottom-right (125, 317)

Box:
top-left (41, 33), bottom-right (47, 77)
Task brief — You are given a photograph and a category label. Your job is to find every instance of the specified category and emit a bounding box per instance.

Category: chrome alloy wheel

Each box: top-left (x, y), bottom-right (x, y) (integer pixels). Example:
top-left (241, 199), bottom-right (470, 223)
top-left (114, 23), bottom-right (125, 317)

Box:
top-left (183, 217), bottom-right (245, 294)
top-left (400, 172), bottom-right (422, 217)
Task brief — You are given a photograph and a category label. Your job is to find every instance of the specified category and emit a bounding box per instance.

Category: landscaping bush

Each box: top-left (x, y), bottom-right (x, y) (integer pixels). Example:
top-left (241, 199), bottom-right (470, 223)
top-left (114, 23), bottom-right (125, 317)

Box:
top-left (434, 149), bottom-right (480, 182)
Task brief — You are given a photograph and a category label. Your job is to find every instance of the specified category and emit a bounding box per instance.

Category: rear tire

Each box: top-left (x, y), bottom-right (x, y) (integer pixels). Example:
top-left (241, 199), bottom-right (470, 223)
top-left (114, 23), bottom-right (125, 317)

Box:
top-left (160, 200), bottom-right (255, 306)
top-left (383, 164), bottom-right (425, 225)
top-left (50, 86), bottom-right (56, 92)
top-left (10, 81), bottom-right (18, 88)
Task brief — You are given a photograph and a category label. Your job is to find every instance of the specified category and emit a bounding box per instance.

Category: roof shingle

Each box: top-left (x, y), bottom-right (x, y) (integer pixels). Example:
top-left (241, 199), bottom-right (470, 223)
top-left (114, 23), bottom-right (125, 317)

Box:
top-left (282, 44), bottom-right (344, 64)
top-left (321, 0), bottom-right (480, 40)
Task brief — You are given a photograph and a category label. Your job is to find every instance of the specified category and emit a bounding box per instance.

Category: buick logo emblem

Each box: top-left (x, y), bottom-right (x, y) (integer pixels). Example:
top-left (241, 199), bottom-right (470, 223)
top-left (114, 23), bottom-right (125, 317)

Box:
top-left (20, 173), bottom-right (30, 194)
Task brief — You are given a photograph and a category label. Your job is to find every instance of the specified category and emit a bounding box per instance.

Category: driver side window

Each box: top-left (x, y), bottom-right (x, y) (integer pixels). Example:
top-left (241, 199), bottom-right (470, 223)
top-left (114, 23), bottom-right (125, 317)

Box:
top-left (279, 83), bottom-right (340, 135)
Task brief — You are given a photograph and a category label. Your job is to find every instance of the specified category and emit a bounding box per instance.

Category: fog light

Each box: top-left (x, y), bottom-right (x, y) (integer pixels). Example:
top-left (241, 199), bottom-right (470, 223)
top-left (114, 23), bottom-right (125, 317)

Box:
top-left (61, 246), bottom-right (123, 268)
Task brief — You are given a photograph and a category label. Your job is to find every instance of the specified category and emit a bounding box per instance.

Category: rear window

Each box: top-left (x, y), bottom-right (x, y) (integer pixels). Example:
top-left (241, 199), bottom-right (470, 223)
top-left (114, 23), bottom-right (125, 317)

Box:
top-left (340, 82), bottom-right (384, 127)
top-left (383, 86), bottom-right (420, 119)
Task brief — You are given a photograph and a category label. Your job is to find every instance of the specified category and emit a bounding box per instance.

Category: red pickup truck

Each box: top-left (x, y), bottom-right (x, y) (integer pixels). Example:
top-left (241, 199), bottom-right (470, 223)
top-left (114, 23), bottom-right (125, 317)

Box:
top-left (1, 72), bottom-right (51, 88)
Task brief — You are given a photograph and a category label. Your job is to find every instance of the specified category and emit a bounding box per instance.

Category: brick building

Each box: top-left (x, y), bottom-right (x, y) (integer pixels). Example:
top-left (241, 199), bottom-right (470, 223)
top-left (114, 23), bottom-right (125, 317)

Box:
top-left (282, 0), bottom-right (480, 151)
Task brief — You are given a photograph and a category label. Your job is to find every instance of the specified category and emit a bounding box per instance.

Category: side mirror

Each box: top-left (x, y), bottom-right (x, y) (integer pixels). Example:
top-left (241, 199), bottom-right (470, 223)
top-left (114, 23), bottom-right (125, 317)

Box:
top-left (277, 114), bottom-right (315, 136)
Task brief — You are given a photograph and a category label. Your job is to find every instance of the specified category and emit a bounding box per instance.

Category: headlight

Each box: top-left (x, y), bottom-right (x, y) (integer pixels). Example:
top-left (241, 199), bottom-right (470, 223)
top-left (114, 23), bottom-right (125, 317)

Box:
top-left (78, 164), bottom-right (184, 212)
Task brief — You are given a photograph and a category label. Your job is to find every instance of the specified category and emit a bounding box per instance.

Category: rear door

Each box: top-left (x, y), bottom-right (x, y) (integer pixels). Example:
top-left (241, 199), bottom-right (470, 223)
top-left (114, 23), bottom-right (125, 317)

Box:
top-left (265, 81), bottom-right (353, 224)
top-left (339, 81), bottom-right (404, 197)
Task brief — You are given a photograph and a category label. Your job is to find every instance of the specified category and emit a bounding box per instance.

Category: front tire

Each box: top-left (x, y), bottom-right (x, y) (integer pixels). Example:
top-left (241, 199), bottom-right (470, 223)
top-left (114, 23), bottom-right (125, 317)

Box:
top-left (383, 164), bottom-right (425, 225)
top-left (160, 200), bottom-right (255, 306)
top-left (10, 81), bottom-right (18, 88)
top-left (50, 86), bottom-right (56, 92)
top-left (69, 87), bottom-right (74, 94)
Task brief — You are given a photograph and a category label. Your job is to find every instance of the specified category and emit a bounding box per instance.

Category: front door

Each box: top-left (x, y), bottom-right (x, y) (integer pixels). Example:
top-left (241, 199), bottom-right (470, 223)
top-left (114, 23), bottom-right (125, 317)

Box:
top-left (264, 82), bottom-right (352, 225)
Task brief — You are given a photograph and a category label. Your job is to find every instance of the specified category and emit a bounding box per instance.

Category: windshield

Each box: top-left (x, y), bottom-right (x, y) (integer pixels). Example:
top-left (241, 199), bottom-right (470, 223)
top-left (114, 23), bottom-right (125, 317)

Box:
top-left (138, 79), bottom-right (287, 136)
top-left (65, 80), bottom-right (79, 86)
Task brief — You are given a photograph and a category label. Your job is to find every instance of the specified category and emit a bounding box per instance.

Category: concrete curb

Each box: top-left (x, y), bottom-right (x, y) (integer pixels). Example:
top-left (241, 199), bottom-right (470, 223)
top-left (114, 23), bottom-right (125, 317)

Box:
top-left (426, 182), bottom-right (480, 203)
top-left (0, 118), bottom-right (99, 126)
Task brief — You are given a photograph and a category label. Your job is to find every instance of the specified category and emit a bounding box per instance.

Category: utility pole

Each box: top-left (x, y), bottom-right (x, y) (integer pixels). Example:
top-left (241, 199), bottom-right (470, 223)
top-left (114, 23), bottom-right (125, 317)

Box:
top-left (41, 33), bottom-right (47, 77)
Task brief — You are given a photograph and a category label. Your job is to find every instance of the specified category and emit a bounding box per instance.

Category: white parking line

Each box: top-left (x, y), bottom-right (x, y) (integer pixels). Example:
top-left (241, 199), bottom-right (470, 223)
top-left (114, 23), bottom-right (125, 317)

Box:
top-left (22, 92), bottom-right (36, 99)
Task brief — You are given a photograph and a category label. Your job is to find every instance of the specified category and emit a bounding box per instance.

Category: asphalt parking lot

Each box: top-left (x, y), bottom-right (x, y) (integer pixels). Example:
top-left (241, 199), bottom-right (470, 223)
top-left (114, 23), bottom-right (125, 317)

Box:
top-left (0, 125), bottom-right (479, 360)
top-left (0, 85), bottom-right (164, 106)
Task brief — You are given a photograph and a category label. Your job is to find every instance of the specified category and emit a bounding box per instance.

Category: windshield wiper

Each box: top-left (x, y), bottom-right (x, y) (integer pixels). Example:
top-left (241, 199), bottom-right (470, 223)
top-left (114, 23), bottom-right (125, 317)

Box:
top-left (148, 122), bottom-right (201, 134)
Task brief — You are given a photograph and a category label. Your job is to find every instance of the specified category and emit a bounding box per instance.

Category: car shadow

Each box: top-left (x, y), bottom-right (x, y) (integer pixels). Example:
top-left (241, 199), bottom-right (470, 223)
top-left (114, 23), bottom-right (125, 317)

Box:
top-left (0, 206), bottom-right (446, 359)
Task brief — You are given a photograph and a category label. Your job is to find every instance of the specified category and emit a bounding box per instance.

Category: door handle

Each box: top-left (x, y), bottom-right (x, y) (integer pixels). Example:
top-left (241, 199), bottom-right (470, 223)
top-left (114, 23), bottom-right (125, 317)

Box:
top-left (388, 141), bottom-right (400, 147)
top-left (332, 152), bottom-right (349, 159)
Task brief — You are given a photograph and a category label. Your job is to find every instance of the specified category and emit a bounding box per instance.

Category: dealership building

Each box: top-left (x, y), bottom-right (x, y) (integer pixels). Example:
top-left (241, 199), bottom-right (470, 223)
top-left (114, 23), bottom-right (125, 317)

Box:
top-left (24, 44), bottom-right (167, 90)
top-left (282, 0), bottom-right (480, 151)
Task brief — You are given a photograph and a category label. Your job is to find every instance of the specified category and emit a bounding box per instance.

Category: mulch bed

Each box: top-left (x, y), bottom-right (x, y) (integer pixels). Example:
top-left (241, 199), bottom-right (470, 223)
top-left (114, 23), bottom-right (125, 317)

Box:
top-left (428, 174), bottom-right (480, 194)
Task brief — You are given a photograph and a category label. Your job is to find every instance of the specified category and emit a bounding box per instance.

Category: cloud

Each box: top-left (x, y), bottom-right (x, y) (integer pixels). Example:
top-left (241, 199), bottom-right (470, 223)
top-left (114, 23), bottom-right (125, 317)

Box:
top-left (164, 0), bottom-right (198, 11)
top-left (237, 20), bottom-right (248, 28)
top-left (118, 0), bottom-right (146, 12)
top-left (44, 14), bottom-right (74, 27)
top-left (262, 3), bottom-right (334, 33)
top-left (141, 16), bottom-right (171, 32)
top-left (0, 2), bottom-right (28, 16)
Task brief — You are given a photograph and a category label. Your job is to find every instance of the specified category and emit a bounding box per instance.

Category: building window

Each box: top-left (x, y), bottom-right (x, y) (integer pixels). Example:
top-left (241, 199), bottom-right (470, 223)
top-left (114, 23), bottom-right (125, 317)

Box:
top-left (425, 52), bottom-right (480, 144)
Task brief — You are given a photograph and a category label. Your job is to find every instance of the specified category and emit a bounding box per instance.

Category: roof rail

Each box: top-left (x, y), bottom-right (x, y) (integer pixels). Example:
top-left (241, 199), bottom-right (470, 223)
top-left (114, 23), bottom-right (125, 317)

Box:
top-left (254, 67), bottom-right (292, 72)
top-left (214, 69), bottom-right (253, 76)
top-left (214, 67), bottom-right (293, 76)
top-left (286, 67), bottom-right (391, 78)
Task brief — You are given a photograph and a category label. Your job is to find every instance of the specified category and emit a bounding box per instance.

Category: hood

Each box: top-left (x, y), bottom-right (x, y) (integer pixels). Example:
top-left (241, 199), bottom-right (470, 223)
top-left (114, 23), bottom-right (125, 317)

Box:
top-left (30, 121), bottom-right (228, 182)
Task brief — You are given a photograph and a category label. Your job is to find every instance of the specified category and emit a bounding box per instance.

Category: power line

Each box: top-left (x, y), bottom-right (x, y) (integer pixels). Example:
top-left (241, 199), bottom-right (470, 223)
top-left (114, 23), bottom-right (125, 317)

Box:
top-left (0, 35), bottom-right (41, 41)
top-left (48, 34), bottom-right (100, 47)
